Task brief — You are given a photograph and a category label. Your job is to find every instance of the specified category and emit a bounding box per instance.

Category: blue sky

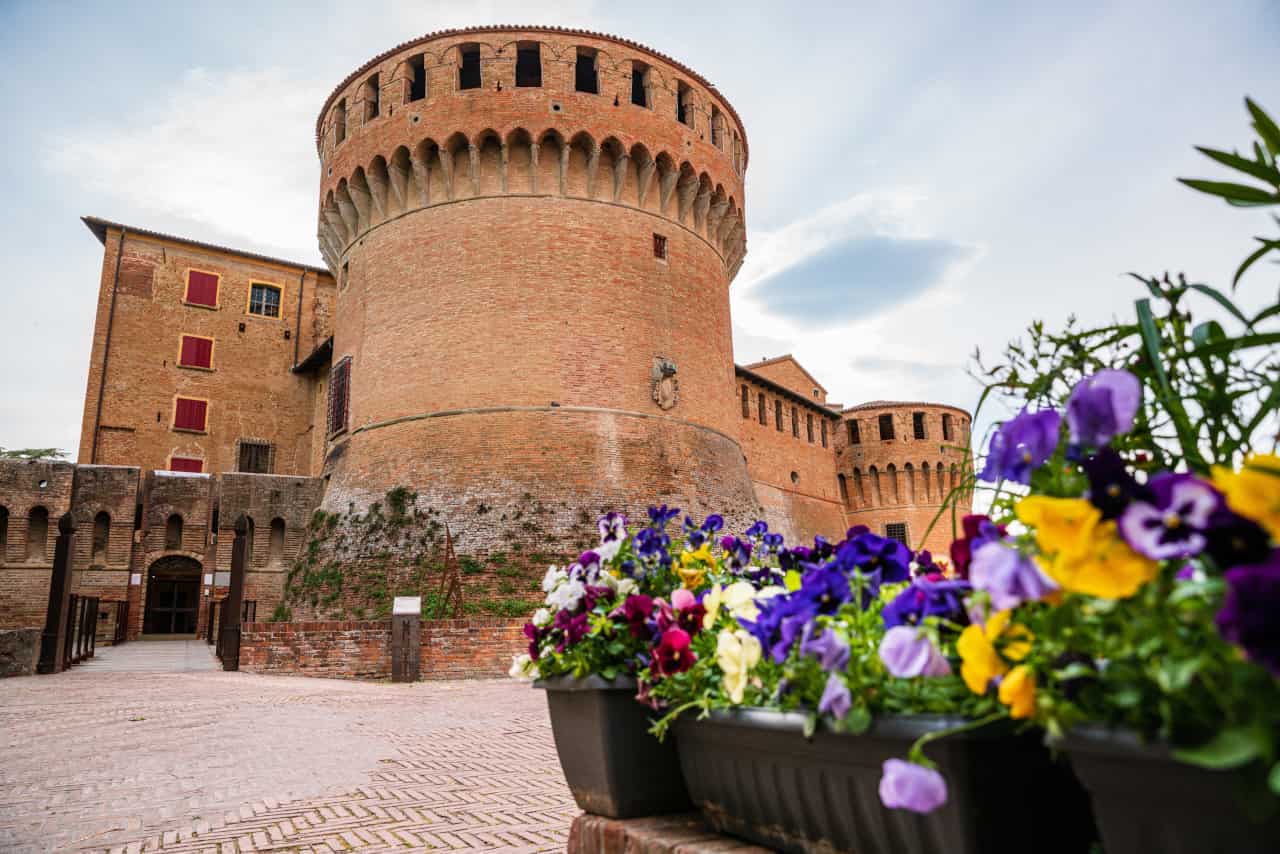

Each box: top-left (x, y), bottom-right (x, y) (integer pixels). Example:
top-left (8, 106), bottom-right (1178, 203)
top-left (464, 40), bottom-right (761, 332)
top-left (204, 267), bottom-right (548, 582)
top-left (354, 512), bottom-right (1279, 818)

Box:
top-left (0, 0), bottom-right (1276, 458)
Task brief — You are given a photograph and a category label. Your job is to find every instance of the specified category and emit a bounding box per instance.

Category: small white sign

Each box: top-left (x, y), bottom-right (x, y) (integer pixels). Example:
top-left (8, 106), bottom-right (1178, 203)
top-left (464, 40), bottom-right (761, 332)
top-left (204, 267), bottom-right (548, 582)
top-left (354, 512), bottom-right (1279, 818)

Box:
top-left (129, 573), bottom-right (142, 586)
top-left (393, 596), bottom-right (422, 616)
top-left (214, 571), bottom-right (231, 587)
top-left (203, 573), bottom-right (213, 586)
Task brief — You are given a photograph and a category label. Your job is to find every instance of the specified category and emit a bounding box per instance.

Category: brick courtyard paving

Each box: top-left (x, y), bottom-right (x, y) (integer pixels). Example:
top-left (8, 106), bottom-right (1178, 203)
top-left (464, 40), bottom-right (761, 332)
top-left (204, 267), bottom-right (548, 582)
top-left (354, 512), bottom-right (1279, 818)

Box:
top-left (0, 644), bottom-right (577, 852)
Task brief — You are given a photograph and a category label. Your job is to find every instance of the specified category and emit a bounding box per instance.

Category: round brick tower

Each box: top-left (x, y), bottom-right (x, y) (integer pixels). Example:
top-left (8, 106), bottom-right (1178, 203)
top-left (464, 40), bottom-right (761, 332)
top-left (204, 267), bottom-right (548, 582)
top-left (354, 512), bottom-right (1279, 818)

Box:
top-left (835, 402), bottom-right (974, 558)
top-left (313, 26), bottom-right (758, 555)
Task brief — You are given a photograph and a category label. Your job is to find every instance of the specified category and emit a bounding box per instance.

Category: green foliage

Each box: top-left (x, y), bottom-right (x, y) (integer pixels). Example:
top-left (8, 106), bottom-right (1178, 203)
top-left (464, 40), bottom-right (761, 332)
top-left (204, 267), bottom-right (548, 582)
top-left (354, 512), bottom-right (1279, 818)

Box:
top-left (459, 557), bottom-right (484, 575)
top-left (0, 447), bottom-right (67, 461)
top-left (268, 603), bottom-right (292, 622)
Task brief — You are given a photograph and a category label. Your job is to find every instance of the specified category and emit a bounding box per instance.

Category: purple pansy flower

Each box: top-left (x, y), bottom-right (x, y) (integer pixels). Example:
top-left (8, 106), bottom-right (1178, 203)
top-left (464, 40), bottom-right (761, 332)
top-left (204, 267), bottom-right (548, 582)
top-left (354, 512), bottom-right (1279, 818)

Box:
top-left (879, 626), bottom-right (951, 678)
top-left (881, 579), bottom-right (971, 628)
top-left (969, 541), bottom-right (1058, 610)
top-left (835, 531), bottom-right (913, 598)
top-left (596, 511), bottom-right (627, 560)
top-left (647, 505), bottom-right (681, 528)
top-left (818, 672), bottom-right (852, 719)
top-left (1118, 473), bottom-right (1220, 560)
top-left (1066, 369), bottom-right (1141, 449)
top-left (1081, 449), bottom-right (1152, 520)
top-left (1215, 550), bottom-right (1280, 677)
top-left (798, 564), bottom-right (853, 613)
top-left (633, 527), bottom-right (672, 566)
top-left (879, 760), bottom-right (948, 813)
top-left (800, 627), bottom-right (851, 673)
top-left (978, 408), bottom-right (1062, 485)
top-left (745, 520), bottom-right (769, 539)
top-left (1204, 507), bottom-right (1273, 569)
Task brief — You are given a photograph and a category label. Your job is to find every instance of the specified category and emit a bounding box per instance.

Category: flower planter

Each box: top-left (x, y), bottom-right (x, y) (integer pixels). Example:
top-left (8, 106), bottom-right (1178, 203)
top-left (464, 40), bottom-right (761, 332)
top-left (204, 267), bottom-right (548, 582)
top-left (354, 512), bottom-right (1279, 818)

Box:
top-left (536, 674), bottom-right (692, 818)
top-left (675, 708), bottom-right (1096, 854)
top-left (1060, 727), bottom-right (1280, 854)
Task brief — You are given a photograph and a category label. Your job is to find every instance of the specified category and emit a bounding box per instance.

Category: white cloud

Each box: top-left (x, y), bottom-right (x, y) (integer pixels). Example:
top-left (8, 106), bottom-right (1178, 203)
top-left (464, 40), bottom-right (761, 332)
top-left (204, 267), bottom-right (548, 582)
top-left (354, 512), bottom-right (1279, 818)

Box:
top-left (47, 67), bottom-right (326, 257)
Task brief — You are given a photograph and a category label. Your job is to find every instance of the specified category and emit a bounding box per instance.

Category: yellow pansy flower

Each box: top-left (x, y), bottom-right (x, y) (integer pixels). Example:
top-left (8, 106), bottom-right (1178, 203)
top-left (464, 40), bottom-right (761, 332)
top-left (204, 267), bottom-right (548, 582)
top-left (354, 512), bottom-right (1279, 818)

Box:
top-left (702, 581), bottom-right (758, 629)
top-left (1213, 454), bottom-right (1280, 540)
top-left (1015, 496), bottom-right (1101, 558)
top-left (716, 628), bottom-right (762, 704)
top-left (678, 543), bottom-right (714, 589)
top-left (1040, 520), bottom-right (1158, 599)
top-left (957, 609), bottom-right (1033, 696)
top-left (998, 665), bottom-right (1036, 719)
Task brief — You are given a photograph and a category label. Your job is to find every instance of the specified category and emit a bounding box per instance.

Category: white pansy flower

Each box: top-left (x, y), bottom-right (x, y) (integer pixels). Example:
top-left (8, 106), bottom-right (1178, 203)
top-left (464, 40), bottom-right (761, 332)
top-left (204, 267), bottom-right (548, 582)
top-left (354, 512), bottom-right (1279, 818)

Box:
top-left (542, 565), bottom-right (566, 593)
top-left (617, 577), bottom-right (638, 598)
top-left (597, 538), bottom-right (623, 562)
top-left (546, 578), bottom-right (586, 612)
top-left (532, 608), bottom-right (552, 627)
top-left (508, 653), bottom-right (540, 681)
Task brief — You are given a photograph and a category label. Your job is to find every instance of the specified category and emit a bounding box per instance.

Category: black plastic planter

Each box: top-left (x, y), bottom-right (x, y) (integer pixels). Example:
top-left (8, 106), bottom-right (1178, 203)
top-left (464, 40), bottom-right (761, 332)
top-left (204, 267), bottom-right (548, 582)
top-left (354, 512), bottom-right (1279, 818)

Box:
top-left (1060, 727), bottom-right (1280, 854)
top-left (536, 674), bottom-right (691, 818)
top-left (675, 708), bottom-right (1096, 854)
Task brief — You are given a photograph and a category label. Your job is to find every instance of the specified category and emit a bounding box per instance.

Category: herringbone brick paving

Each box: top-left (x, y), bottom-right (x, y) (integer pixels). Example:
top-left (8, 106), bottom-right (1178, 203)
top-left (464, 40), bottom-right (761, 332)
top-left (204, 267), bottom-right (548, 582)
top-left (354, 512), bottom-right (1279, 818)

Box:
top-left (0, 646), bottom-right (575, 852)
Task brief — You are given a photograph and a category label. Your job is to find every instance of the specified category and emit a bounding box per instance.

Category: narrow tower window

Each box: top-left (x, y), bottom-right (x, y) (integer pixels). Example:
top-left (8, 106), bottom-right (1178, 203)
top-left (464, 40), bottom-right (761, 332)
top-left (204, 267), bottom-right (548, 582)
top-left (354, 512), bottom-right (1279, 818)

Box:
top-left (334, 99), bottom-right (347, 144)
top-left (165, 514), bottom-right (183, 550)
top-left (653, 233), bottom-right (668, 260)
top-left (821, 419), bottom-right (829, 448)
top-left (885, 522), bottom-right (908, 545)
top-left (942, 413), bottom-right (955, 441)
top-left (791, 406), bottom-right (799, 438)
top-left (575, 47), bottom-right (598, 93)
top-left (740, 385), bottom-right (749, 419)
top-left (459, 44), bottom-right (481, 90)
top-left (328, 357), bottom-right (351, 436)
top-left (364, 73), bottom-right (380, 120)
top-left (631, 61), bottom-right (649, 107)
top-left (711, 106), bottom-right (723, 147)
top-left (92, 511), bottom-right (110, 564)
top-left (0, 506), bottom-right (8, 560)
top-left (848, 420), bottom-right (861, 444)
top-left (515, 43), bottom-right (542, 87)
top-left (879, 414), bottom-right (895, 441)
top-left (774, 400), bottom-right (783, 431)
top-left (807, 413), bottom-right (815, 443)
top-left (407, 54), bottom-right (427, 102)
top-left (676, 81), bottom-right (692, 127)
top-left (269, 518), bottom-right (286, 564)
top-left (26, 507), bottom-right (48, 561)
top-left (758, 392), bottom-right (766, 426)
top-left (913, 412), bottom-right (927, 440)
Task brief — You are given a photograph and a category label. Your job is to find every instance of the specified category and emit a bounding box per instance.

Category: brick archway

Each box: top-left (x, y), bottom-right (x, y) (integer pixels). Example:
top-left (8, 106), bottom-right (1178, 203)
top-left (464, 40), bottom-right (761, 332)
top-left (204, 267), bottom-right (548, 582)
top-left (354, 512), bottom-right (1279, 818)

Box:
top-left (142, 555), bottom-right (202, 636)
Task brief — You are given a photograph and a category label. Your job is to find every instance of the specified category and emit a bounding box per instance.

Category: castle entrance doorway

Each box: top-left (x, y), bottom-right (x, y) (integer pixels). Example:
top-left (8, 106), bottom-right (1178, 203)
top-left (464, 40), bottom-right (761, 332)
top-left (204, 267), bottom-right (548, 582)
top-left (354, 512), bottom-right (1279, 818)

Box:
top-left (143, 556), bottom-right (202, 636)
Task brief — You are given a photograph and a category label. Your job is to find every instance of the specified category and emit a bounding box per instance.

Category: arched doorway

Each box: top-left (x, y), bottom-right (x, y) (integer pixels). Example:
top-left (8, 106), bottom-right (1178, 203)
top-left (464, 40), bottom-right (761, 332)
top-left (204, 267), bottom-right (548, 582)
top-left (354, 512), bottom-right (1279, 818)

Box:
top-left (143, 555), bottom-right (202, 635)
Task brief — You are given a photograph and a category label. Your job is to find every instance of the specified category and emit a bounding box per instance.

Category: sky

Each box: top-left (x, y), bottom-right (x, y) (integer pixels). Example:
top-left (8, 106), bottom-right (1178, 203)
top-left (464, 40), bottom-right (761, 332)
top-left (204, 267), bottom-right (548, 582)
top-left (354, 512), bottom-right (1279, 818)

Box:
top-left (0, 0), bottom-right (1276, 460)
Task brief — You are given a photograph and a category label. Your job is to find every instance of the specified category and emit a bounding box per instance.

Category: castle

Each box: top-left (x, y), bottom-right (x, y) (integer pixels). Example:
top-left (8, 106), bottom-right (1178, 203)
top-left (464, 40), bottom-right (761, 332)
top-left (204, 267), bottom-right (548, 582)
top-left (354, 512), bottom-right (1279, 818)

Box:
top-left (0, 27), bottom-right (970, 659)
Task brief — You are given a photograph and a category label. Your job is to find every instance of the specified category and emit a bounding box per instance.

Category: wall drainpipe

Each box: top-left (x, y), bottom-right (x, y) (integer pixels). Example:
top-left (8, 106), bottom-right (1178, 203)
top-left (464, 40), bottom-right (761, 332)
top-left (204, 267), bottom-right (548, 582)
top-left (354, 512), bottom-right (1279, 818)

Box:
top-left (292, 269), bottom-right (306, 366)
top-left (90, 228), bottom-right (126, 464)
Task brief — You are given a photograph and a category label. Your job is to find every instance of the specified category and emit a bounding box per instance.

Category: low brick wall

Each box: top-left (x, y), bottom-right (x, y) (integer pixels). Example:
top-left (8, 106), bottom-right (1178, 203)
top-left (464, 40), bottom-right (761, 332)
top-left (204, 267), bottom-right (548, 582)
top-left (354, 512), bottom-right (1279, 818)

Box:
top-left (239, 617), bottom-right (525, 681)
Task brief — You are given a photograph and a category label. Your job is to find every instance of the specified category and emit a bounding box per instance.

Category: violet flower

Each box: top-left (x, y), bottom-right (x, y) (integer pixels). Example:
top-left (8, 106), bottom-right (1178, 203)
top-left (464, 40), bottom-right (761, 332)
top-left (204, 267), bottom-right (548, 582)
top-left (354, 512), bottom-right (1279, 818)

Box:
top-left (1215, 550), bottom-right (1280, 677)
top-left (818, 672), bottom-right (852, 719)
top-left (879, 626), bottom-right (951, 678)
top-left (1118, 473), bottom-right (1220, 560)
top-left (647, 505), bottom-right (681, 528)
top-left (948, 514), bottom-right (1007, 578)
top-left (978, 408), bottom-right (1062, 485)
top-left (800, 627), bottom-right (850, 673)
top-left (879, 760), bottom-right (948, 813)
top-left (969, 541), bottom-right (1058, 610)
top-left (1066, 369), bottom-right (1141, 449)
top-left (596, 511), bottom-right (628, 561)
top-left (1204, 507), bottom-right (1272, 569)
top-left (881, 579), bottom-right (971, 628)
top-left (1081, 448), bottom-right (1152, 520)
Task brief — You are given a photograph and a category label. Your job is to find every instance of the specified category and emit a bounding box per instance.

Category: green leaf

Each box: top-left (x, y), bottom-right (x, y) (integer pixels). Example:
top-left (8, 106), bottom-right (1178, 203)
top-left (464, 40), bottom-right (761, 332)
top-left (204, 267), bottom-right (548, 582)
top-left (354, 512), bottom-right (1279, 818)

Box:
top-left (802, 712), bottom-right (817, 739)
top-left (1187, 283), bottom-right (1253, 328)
top-left (601, 666), bottom-right (618, 681)
top-left (1172, 727), bottom-right (1266, 770)
top-left (1111, 686), bottom-right (1143, 708)
top-left (1194, 146), bottom-right (1280, 187)
top-left (1191, 320), bottom-right (1225, 349)
top-left (1188, 331), bottom-right (1280, 360)
top-left (1233, 238), bottom-right (1280, 289)
top-left (1246, 97), bottom-right (1280, 158)
top-left (1156, 658), bottom-right (1203, 693)
top-left (1177, 178), bottom-right (1279, 207)
top-left (1269, 762), bottom-right (1280, 796)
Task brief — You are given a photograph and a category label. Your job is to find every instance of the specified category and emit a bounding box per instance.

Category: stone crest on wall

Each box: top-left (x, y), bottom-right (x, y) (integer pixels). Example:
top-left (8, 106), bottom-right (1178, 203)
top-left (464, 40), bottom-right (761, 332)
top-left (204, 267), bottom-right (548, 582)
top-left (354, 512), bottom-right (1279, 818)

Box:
top-left (652, 357), bottom-right (679, 411)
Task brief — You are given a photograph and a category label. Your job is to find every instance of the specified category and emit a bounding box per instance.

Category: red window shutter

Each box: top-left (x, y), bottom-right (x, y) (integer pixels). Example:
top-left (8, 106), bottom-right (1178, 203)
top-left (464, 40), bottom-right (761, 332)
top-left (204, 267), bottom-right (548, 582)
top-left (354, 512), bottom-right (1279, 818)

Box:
top-left (186, 271), bottom-right (219, 307)
top-left (174, 397), bottom-right (208, 431)
top-left (179, 335), bottom-right (212, 368)
top-left (169, 457), bottom-right (203, 473)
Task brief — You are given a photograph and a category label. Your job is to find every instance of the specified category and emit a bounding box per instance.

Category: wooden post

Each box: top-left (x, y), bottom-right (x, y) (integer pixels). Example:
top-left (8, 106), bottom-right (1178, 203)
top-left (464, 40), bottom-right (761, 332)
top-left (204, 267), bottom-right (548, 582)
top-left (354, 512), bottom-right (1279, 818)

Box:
top-left (219, 515), bottom-right (248, 671)
top-left (37, 514), bottom-right (74, 674)
top-left (391, 596), bottom-right (421, 683)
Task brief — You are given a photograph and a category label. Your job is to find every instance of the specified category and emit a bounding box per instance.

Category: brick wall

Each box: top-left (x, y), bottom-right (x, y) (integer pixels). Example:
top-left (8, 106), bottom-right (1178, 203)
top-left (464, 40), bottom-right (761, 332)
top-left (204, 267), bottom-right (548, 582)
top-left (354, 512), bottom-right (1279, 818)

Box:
top-left (238, 617), bottom-right (525, 680)
top-left (0, 461), bottom-right (75, 630)
top-left (77, 225), bottom-right (335, 477)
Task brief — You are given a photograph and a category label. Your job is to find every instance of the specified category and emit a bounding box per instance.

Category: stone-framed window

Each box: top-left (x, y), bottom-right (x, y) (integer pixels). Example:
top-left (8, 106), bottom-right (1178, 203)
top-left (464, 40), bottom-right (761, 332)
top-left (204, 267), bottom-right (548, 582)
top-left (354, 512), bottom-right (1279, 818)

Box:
top-left (247, 282), bottom-right (282, 318)
top-left (184, 269), bottom-right (220, 308)
top-left (173, 397), bottom-right (208, 433)
top-left (885, 522), bottom-right (908, 544)
top-left (236, 439), bottom-right (274, 474)
top-left (879, 413), bottom-right (895, 441)
top-left (178, 334), bottom-right (214, 370)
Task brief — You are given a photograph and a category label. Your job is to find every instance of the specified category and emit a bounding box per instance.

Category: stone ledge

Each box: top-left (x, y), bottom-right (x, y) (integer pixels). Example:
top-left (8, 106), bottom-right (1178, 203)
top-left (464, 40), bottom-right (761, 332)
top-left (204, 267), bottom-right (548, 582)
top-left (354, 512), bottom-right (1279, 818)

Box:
top-left (568, 813), bottom-right (773, 854)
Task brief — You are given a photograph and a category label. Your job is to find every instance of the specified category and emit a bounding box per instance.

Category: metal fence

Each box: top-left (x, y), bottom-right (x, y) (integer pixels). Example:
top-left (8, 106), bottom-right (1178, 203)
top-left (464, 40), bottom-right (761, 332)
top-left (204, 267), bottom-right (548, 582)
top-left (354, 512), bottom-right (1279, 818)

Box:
top-left (61, 594), bottom-right (99, 670)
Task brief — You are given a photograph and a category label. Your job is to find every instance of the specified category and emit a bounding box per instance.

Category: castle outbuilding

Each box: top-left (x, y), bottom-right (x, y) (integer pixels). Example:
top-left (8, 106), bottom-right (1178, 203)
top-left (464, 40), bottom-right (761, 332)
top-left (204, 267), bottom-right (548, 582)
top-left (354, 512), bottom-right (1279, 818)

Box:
top-left (0, 27), bottom-right (970, 668)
